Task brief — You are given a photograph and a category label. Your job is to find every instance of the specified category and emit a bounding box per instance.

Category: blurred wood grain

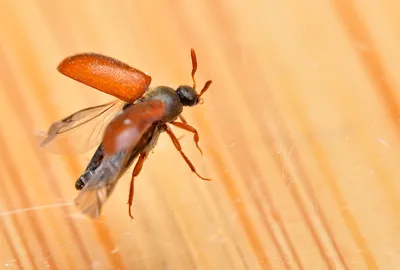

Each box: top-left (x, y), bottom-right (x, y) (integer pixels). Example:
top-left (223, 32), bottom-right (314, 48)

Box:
top-left (1, 0), bottom-right (400, 269)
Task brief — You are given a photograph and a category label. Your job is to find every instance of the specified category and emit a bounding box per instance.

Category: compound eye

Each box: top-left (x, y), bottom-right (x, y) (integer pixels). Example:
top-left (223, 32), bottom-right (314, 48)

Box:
top-left (177, 85), bottom-right (198, 106)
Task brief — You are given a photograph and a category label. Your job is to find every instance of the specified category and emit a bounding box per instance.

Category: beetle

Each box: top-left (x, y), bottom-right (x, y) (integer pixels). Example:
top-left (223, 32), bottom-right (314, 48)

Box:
top-left (40, 49), bottom-right (212, 218)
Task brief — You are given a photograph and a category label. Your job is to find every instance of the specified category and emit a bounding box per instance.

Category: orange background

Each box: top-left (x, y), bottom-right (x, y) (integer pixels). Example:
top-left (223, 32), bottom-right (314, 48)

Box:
top-left (1, 0), bottom-right (400, 269)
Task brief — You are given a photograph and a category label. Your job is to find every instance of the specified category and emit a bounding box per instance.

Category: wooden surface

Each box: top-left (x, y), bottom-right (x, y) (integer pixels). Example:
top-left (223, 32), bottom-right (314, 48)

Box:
top-left (1, 0), bottom-right (400, 269)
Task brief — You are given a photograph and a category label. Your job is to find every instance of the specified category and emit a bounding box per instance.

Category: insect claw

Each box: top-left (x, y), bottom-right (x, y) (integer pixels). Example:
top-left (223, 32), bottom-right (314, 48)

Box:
top-left (128, 205), bottom-right (135, 220)
top-left (195, 172), bottom-right (211, 181)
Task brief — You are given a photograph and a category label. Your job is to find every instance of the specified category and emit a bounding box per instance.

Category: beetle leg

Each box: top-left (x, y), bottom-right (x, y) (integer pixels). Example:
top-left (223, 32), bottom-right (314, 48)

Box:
top-left (128, 152), bottom-right (146, 219)
top-left (164, 125), bottom-right (210, 181)
top-left (170, 121), bottom-right (203, 155)
top-left (178, 114), bottom-right (188, 124)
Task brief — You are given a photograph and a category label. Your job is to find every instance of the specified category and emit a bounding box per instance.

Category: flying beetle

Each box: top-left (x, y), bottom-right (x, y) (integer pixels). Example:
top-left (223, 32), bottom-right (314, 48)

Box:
top-left (40, 49), bottom-right (212, 218)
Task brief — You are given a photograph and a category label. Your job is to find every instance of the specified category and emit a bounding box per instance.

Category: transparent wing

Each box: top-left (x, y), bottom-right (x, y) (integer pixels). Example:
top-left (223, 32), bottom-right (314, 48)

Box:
top-left (74, 150), bottom-right (133, 218)
top-left (38, 100), bottom-right (126, 153)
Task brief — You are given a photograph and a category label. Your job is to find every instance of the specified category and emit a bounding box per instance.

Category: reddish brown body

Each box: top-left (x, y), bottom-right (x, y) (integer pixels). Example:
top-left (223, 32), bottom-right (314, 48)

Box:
top-left (41, 49), bottom-right (212, 219)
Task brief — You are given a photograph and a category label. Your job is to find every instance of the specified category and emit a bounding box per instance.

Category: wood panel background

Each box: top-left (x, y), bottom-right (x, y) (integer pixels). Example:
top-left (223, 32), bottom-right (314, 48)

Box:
top-left (0, 0), bottom-right (400, 269)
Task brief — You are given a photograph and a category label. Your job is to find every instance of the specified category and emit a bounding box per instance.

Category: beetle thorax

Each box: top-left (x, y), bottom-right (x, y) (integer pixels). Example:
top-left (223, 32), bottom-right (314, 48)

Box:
top-left (143, 86), bottom-right (183, 122)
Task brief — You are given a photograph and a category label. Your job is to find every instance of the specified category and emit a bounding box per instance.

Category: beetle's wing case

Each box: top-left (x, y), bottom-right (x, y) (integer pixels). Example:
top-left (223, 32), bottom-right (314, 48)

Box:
top-left (58, 53), bottom-right (152, 103)
top-left (74, 124), bottom-right (162, 218)
top-left (102, 99), bottom-right (165, 155)
top-left (73, 98), bottom-right (164, 191)
top-left (38, 100), bottom-right (125, 153)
